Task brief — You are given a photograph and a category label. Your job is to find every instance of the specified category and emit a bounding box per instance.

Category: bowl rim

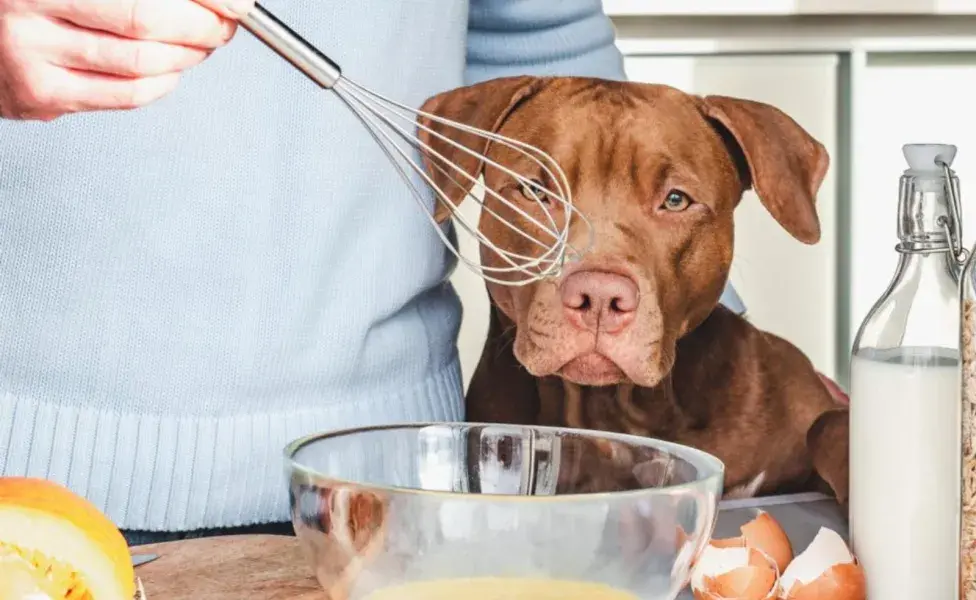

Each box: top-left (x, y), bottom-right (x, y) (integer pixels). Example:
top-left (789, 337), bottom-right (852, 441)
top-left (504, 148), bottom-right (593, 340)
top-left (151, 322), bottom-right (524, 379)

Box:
top-left (283, 421), bottom-right (725, 501)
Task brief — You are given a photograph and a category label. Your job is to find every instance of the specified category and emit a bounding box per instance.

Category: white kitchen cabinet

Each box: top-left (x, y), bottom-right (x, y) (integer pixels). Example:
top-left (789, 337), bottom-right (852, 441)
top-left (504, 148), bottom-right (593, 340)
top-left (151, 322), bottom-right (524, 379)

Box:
top-left (849, 52), bottom-right (976, 346)
top-left (623, 54), bottom-right (841, 379)
top-left (450, 54), bottom-right (840, 391)
top-left (602, 0), bottom-right (976, 15)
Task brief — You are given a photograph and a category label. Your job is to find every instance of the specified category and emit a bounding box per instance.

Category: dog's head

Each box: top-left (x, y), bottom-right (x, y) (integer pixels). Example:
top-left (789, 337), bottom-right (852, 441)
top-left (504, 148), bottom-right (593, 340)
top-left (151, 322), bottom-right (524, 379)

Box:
top-left (418, 76), bottom-right (828, 388)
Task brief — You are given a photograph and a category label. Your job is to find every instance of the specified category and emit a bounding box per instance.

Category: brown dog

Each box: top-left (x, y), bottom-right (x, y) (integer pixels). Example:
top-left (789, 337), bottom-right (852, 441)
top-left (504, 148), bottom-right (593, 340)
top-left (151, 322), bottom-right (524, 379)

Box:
top-left (417, 76), bottom-right (849, 505)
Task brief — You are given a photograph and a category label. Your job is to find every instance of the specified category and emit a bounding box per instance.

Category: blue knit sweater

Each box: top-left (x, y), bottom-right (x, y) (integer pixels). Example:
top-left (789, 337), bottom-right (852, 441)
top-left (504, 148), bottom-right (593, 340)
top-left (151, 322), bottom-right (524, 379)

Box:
top-left (0, 0), bottom-right (744, 530)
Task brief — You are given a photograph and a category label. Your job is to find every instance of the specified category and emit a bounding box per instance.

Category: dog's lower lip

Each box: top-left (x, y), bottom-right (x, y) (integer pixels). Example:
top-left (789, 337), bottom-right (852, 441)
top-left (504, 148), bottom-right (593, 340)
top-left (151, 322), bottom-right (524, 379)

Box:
top-left (559, 352), bottom-right (625, 385)
top-left (574, 353), bottom-right (617, 369)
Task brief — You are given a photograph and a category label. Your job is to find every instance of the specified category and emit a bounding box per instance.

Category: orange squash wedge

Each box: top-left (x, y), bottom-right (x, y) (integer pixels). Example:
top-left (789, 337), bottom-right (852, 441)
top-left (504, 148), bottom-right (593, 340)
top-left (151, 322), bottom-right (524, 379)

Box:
top-left (0, 477), bottom-right (136, 600)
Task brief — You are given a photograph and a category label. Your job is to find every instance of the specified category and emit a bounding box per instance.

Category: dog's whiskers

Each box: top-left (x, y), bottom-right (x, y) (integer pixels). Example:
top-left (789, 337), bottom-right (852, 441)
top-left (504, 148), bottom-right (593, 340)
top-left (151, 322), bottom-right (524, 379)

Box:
top-left (493, 324), bottom-right (520, 360)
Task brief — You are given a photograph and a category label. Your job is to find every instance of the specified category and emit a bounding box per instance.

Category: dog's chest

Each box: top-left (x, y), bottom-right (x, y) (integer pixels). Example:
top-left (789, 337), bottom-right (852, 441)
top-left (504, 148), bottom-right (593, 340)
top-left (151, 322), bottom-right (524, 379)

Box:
top-left (533, 377), bottom-right (802, 494)
top-left (535, 378), bottom-right (683, 440)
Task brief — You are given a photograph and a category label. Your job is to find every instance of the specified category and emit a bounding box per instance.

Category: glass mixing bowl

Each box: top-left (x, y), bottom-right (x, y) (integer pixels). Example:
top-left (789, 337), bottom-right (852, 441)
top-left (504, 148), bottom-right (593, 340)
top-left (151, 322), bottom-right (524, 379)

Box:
top-left (285, 423), bottom-right (724, 600)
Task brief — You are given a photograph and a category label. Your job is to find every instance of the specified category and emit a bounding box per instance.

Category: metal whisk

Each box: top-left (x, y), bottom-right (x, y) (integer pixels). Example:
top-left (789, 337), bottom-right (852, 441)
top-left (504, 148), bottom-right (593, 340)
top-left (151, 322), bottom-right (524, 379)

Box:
top-left (240, 4), bottom-right (592, 286)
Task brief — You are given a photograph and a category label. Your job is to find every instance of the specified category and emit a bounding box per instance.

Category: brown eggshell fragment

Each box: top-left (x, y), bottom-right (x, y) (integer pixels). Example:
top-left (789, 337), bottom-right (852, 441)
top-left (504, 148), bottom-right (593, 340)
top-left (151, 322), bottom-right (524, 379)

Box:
top-left (747, 548), bottom-right (774, 569)
top-left (692, 545), bottom-right (782, 600)
top-left (786, 563), bottom-right (866, 600)
top-left (707, 511), bottom-right (793, 575)
top-left (740, 512), bottom-right (794, 573)
top-left (694, 588), bottom-right (721, 600)
top-left (710, 536), bottom-right (746, 549)
top-left (691, 546), bottom-right (752, 592)
top-left (708, 565), bottom-right (777, 599)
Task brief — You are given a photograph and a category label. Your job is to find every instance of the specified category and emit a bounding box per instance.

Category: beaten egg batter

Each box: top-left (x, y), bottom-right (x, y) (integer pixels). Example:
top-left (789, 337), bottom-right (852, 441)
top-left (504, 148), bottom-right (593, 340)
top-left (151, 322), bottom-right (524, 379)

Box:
top-left (363, 577), bottom-right (640, 600)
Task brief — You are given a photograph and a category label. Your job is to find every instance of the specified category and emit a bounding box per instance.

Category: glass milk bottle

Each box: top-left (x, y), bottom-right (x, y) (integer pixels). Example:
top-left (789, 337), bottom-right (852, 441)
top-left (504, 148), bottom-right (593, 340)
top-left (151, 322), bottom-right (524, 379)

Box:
top-left (850, 143), bottom-right (963, 600)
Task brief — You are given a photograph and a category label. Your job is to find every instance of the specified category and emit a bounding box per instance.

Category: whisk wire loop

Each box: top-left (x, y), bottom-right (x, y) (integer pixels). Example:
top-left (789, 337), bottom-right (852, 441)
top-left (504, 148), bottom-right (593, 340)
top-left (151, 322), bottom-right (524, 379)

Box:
top-left (334, 86), bottom-right (547, 280)
top-left (336, 80), bottom-right (563, 258)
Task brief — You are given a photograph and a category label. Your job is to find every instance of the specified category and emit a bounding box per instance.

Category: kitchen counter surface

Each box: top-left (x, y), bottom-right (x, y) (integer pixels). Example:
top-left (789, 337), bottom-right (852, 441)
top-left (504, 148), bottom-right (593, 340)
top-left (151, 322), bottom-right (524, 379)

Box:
top-left (134, 493), bottom-right (846, 599)
top-left (134, 534), bottom-right (322, 599)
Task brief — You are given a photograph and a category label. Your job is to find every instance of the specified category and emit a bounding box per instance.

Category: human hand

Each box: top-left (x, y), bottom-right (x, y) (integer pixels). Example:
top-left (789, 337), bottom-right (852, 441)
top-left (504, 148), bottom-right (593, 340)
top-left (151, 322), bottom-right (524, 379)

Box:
top-left (0, 0), bottom-right (255, 120)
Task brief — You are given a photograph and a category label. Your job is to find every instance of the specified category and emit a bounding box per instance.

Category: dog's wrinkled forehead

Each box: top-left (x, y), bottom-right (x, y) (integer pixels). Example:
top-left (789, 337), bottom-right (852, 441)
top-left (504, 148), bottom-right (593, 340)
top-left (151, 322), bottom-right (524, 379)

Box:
top-left (417, 75), bottom-right (826, 244)
top-left (490, 81), bottom-right (743, 205)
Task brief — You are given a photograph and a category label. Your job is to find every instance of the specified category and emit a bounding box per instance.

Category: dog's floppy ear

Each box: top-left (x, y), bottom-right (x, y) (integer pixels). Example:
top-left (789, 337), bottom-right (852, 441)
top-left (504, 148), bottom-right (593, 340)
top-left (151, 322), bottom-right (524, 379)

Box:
top-left (416, 76), bottom-right (545, 224)
top-left (700, 95), bottom-right (829, 244)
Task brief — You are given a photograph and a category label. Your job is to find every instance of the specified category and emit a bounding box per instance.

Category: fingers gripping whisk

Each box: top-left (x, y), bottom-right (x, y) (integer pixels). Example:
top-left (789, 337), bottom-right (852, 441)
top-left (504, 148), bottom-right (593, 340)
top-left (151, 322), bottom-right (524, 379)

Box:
top-left (239, 4), bottom-right (593, 287)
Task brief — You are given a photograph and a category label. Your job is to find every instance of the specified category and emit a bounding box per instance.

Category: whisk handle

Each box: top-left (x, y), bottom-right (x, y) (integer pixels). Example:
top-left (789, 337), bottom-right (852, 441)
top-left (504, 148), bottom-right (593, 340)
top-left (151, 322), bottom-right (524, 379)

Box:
top-left (240, 3), bottom-right (342, 89)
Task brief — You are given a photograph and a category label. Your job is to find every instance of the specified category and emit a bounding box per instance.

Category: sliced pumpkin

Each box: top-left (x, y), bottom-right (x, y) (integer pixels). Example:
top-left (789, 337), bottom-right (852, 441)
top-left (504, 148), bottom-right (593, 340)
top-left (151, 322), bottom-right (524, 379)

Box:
top-left (0, 477), bottom-right (135, 600)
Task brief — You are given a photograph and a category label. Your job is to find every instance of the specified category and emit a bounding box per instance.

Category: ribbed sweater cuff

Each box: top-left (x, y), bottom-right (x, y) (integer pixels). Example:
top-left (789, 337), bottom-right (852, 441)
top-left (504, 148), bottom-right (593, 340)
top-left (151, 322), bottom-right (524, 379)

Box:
top-left (0, 356), bottom-right (463, 531)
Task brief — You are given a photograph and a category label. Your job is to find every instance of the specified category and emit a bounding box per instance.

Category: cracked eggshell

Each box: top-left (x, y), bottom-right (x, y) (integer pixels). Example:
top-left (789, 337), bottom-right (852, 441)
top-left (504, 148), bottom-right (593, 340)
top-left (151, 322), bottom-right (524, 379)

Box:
top-left (691, 544), bottom-right (780, 600)
top-left (779, 527), bottom-right (865, 600)
top-left (709, 511), bottom-right (793, 574)
top-left (700, 565), bottom-right (778, 600)
top-left (691, 546), bottom-right (750, 592)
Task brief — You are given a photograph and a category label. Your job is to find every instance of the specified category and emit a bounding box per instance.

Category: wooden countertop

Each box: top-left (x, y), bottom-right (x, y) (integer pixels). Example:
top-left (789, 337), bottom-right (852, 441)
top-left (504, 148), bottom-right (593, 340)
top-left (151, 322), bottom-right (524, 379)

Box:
top-left (133, 535), bottom-right (324, 600)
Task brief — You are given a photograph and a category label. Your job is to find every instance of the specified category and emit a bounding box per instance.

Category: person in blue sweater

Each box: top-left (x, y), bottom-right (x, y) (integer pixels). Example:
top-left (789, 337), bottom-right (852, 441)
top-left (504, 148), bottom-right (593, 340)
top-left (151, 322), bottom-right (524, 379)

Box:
top-left (0, 0), bottom-right (746, 544)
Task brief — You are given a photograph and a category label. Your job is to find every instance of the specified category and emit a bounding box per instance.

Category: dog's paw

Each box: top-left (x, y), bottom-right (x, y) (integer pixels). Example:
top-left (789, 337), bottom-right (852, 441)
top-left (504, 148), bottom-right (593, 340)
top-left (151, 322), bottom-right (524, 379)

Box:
top-left (723, 471), bottom-right (766, 500)
top-left (807, 407), bottom-right (849, 505)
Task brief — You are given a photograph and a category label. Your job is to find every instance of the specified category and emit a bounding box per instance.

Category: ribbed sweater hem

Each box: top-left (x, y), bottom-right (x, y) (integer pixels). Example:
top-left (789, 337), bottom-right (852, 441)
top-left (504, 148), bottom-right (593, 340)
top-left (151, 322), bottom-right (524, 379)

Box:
top-left (0, 355), bottom-right (463, 532)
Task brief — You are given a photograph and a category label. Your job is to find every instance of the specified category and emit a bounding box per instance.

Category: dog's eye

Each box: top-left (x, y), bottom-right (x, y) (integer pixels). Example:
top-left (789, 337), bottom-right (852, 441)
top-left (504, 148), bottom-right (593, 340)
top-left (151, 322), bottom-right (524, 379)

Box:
top-left (520, 179), bottom-right (551, 206)
top-left (661, 190), bottom-right (692, 212)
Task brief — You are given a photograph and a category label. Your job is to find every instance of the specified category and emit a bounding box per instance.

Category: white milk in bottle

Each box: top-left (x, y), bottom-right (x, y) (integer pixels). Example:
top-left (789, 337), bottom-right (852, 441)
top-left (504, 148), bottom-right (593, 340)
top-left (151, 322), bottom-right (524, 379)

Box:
top-left (850, 350), bottom-right (959, 599)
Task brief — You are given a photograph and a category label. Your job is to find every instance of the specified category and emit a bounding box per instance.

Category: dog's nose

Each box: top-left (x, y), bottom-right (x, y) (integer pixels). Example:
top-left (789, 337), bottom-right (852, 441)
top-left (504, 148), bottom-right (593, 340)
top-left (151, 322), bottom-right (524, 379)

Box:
top-left (560, 270), bottom-right (639, 334)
